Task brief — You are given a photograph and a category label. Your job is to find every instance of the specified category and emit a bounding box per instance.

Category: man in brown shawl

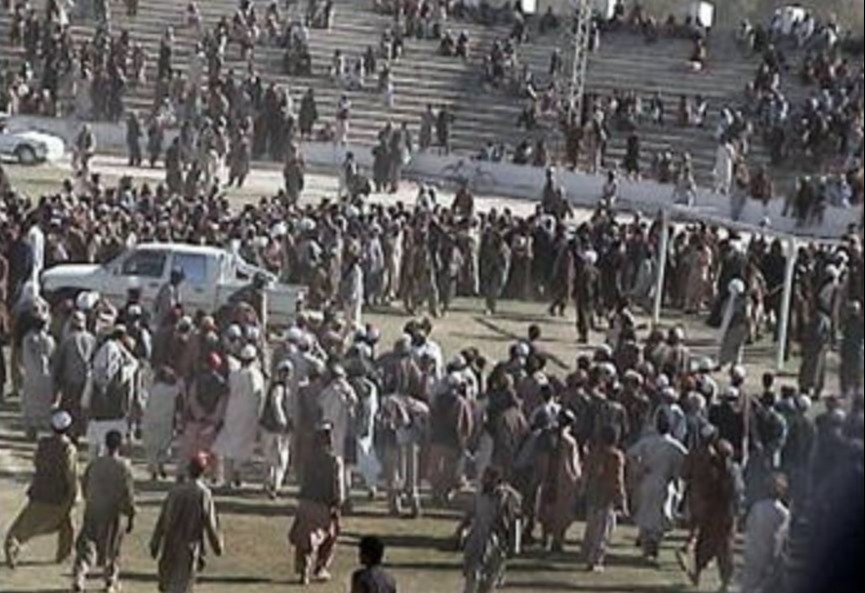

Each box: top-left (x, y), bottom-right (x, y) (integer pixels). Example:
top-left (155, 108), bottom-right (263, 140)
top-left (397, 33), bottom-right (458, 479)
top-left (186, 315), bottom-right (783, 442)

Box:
top-left (289, 423), bottom-right (345, 585)
top-left (149, 454), bottom-right (223, 593)
top-left (72, 430), bottom-right (136, 593)
top-left (538, 410), bottom-right (582, 552)
top-left (428, 375), bottom-right (474, 504)
top-left (678, 438), bottom-right (741, 591)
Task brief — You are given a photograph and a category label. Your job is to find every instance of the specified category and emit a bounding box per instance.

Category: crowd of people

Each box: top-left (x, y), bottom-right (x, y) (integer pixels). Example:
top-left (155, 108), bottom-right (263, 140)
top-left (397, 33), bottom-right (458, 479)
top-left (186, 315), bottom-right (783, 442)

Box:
top-left (720, 9), bottom-right (864, 225)
top-left (1, 133), bottom-right (864, 590)
top-left (2, 0), bottom-right (860, 196)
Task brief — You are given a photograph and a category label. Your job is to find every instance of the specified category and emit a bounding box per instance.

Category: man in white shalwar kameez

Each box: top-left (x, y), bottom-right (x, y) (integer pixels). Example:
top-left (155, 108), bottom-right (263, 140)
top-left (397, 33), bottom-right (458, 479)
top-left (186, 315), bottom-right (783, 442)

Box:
top-left (741, 475), bottom-right (790, 593)
top-left (25, 219), bottom-right (45, 295)
top-left (718, 278), bottom-right (749, 371)
top-left (627, 414), bottom-right (688, 562)
top-left (713, 141), bottom-right (736, 196)
top-left (341, 254), bottom-right (364, 334)
top-left (319, 364), bottom-right (359, 501)
top-left (346, 349), bottom-right (381, 496)
top-left (260, 360), bottom-right (295, 498)
top-left (21, 315), bottom-right (56, 440)
top-left (213, 344), bottom-right (265, 489)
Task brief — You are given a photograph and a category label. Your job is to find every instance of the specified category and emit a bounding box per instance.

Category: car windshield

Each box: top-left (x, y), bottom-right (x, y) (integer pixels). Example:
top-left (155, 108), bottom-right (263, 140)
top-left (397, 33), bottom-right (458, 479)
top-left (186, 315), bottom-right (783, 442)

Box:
top-left (120, 250), bottom-right (167, 278)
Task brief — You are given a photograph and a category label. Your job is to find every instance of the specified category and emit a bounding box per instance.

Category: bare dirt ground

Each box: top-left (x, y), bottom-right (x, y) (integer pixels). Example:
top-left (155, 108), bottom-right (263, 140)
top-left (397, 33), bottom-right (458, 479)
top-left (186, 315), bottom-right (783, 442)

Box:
top-left (0, 159), bottom-right (837, 593)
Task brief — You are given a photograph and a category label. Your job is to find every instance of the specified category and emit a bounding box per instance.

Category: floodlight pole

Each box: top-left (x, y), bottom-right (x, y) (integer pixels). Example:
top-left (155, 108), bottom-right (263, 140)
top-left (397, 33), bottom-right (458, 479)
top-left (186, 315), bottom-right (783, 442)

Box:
top-left (776, 236), bottom-right (798, 371)
top-left (568, 0), bottom-right (592, 122)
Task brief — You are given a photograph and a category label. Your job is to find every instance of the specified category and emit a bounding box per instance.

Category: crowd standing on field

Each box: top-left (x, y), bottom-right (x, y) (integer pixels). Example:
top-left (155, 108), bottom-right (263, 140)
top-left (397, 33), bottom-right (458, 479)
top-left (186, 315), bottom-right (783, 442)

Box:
top-left (1, 152), bottom-right (863, 591)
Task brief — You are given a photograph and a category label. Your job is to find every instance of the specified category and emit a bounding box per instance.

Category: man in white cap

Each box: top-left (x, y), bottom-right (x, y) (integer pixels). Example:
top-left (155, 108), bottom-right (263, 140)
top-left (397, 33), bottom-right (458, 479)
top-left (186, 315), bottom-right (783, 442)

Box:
top-left (20, 306), bottom-right (56, 441)
top-left (213, 344), bottom-right (265, 489)
top-left (5, 411), bottom-right (79, 569)
top-left (52, 310), bottom-right (96, 441)
top-left (741, 474), bottom-right (790, 593)
top-left (260, 359), bottom-right (295, 499)
top-left (627, 412), bottom-right (688, 564)
top-left (319, 361), bottom-right (359, 506)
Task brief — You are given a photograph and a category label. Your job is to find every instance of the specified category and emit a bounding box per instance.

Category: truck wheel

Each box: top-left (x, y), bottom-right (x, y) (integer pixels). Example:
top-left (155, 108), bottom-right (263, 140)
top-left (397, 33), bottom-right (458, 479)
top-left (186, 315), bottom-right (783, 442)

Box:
top-left (16, 145), bottom-right (38, 165)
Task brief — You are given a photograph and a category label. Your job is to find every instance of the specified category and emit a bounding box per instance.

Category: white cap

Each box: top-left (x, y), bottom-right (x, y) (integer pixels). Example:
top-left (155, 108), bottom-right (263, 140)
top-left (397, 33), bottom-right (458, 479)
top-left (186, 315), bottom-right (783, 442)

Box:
top-left (696, 357), bottom-right (715, 373)
top-left (449, 354), bottom-right (467, 370)
top-left (514, 342), bottom-right (530, 358)
top-left (239, 344), bottom-right (258, 361)
top-left (245, 325), bottom-right (261, 342)
top-left (661, 387), bottom-right (678, 402)
top-left (598, 363), bottom-right (617, 379)
top-left (729, 278), bottom-right (746, 294)
top-left (276, 359), bottom-right (294, 373)
top-left (226, 324), bottom-right (243, 340)
top-left (731, 364), bottom-right (747, 382)
top-left (286, 327), bottom-right (304, 343)
top-left (76, 291), bottom-right (101, 312)
top-left (51, 411), bottom-right (73, 432)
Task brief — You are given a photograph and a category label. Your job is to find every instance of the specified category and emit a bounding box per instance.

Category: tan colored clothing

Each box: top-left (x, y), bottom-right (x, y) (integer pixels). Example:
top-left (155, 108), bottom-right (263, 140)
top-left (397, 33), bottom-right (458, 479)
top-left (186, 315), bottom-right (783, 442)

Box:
top-left (150, 479), bottom-right (223, 593)
top-left (5, 434), bottom-right (78, 562)
top-left (76, 455), bottom-right (136, 566)
top-left (538, 430), bottom-right (582, 543)
top-left (583, 444), bottom-right (626, 510)
top-left (290, 450), bottom-right (344, 577)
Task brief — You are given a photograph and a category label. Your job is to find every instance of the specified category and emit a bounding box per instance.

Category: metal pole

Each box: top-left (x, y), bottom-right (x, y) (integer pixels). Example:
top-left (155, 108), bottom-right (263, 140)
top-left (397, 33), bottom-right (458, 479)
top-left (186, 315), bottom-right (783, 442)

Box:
top-left (776, 237), bottom-right (798, 371)
top-left (568, 0), bottom-right (591, 121)
top-left (653, 208), bottom-right (670, 326)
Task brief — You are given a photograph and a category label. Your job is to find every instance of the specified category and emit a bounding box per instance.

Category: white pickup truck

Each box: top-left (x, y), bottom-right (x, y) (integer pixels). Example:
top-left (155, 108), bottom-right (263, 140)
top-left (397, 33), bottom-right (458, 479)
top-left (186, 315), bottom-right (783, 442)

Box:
top-left (41, 243), bottom-right (305, 328)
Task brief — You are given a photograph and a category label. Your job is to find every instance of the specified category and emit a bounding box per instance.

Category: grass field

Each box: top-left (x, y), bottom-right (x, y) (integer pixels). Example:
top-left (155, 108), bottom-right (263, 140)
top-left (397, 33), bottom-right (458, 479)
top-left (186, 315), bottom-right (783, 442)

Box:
top-left (0, 160), bottom-right (834, 593)
top-left (1, 295), bottom-right (821, 593)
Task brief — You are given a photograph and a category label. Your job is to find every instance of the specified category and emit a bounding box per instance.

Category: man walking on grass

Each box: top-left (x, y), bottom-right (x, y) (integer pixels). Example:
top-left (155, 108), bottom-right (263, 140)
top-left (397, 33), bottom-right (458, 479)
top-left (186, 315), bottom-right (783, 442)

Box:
top-left (5, 411), bottom-right (78, 569)
top-left (150, 454), bottom-right (224, 593)
top-left (72, 430), bottom-right (136, 593)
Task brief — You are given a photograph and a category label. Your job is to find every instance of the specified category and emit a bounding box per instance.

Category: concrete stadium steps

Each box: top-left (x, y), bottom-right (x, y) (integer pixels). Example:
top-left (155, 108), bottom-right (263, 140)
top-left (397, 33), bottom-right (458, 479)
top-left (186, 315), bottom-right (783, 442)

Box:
top-left (0, 1), bottom-right (840, 185)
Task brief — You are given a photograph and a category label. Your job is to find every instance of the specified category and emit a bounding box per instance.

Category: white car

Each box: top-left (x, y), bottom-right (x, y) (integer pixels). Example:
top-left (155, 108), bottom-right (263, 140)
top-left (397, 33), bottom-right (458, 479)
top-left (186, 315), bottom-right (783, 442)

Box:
top-left (0, 115), bottom-right (66, 165)
top-left (41, 243), bottom-right (306, 328)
